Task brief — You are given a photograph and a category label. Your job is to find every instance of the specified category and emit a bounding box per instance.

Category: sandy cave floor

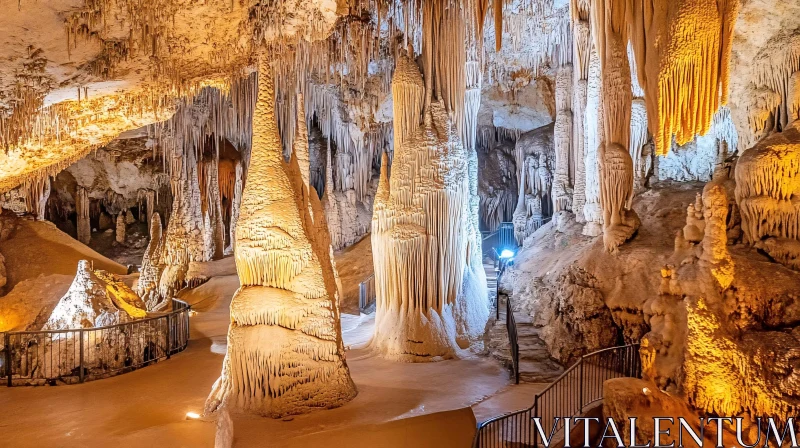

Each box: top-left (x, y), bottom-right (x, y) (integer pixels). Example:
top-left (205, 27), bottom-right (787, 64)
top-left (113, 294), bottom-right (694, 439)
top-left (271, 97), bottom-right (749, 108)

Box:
top-left (0, 268), bottom-right (545, 448)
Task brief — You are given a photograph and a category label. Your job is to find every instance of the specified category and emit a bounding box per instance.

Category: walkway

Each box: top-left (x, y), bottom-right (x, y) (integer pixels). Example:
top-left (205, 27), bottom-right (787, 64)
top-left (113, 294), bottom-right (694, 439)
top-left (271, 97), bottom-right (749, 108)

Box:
top-left (486, 292), bottom-right (564, 383)
top-left (0, 264), bottom-right (525, 447)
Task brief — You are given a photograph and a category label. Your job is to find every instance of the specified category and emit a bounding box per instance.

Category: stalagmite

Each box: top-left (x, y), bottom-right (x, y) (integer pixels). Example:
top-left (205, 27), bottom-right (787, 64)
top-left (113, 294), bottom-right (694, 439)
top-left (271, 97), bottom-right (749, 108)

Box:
top-left (700, 181), bottom-right (734, 289)
top-left (159, 141), bottom-right (205, 299)
top-left (137, 213), bottom-right (166, 311)
top-left (76, 186), bottom-right (91, 245)
top-left (115, 213), bottom-right (126, 244)
top-left (206, 58), bottom-right (355, 418)
top-left (553, 65), bottom-right (573, 213)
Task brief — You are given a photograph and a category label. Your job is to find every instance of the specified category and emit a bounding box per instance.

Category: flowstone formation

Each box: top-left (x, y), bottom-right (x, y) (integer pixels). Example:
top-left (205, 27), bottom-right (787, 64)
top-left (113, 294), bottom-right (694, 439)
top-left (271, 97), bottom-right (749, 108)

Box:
top-left (635, 158), bottom-right (800, 425)
top-left (736, 123), bottom-right (800, 269)
top-left (206, 59), bottom-right (355, 417)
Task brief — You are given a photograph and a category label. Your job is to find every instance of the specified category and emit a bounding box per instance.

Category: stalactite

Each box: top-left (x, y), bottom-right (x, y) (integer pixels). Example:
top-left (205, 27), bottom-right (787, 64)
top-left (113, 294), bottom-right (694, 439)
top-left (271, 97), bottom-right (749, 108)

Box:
top-left (22, 175), bottom-right (50, 221)
top-left (206, 57), bottom-right (355, 418)
top-left (76, 186), bottom-right (91, 245)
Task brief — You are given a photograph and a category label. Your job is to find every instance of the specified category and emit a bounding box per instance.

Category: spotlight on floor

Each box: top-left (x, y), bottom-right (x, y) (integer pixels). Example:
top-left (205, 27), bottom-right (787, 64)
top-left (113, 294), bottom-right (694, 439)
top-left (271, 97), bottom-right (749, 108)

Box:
top-left (186, 412), bottom-right (201, 420)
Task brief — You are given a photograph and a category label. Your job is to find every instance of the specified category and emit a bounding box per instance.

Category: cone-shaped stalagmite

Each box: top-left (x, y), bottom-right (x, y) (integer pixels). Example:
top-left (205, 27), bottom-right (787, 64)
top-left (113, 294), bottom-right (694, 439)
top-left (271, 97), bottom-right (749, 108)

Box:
top-left (206, 58), bottom-right (355, 417)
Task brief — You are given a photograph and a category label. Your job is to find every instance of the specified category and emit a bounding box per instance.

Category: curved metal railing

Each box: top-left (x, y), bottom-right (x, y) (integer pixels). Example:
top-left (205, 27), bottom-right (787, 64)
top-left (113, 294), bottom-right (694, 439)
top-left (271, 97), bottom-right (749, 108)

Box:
top-left (474, 343), bottom-right (641, 447)
top-left (2, 299), bottom-right (191, 386)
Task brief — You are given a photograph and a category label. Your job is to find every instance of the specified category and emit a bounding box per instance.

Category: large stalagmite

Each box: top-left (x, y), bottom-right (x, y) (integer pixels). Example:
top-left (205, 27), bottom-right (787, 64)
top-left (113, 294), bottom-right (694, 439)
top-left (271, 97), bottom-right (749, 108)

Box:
top-left (206, 58), bottom-right (355, 417)
top-left (371, 7), bottom-right (488, 359)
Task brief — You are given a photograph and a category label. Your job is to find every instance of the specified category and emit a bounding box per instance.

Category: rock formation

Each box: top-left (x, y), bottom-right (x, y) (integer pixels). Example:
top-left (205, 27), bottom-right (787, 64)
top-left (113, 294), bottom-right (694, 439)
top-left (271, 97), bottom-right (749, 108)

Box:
top-left (43, 260), bottom-right (146, 330)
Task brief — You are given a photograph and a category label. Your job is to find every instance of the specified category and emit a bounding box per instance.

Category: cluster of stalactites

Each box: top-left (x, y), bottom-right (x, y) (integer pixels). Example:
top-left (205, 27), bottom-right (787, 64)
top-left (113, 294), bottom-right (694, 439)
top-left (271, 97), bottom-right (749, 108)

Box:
top-left (483, 0), bottom-right (573, 89)
top-left (623, 0), bottom-right (740, 156)
top-left (742, 34), bottom-right (800, 149)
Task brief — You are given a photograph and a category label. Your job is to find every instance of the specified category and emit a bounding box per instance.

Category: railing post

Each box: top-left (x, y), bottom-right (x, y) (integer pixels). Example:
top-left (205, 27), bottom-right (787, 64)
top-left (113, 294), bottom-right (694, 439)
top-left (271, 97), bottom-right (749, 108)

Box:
top-left (79, 329), bottom-right (85, 383)
top-left (532, 398), bottom-right (539, 447)
top-left (5, 332), bottom-right (11, 387)
top-left (578, 358), bottom-right (584, 414)
top-left (166, 312), bottom-right (172, 359)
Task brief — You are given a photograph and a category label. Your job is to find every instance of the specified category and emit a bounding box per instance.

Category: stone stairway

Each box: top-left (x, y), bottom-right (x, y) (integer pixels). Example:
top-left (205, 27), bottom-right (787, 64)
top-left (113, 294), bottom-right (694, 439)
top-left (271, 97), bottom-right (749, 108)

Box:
top-left (486, 292), bottom-right (564, 383)
top-left (484, 262), bottom-right (498, 305)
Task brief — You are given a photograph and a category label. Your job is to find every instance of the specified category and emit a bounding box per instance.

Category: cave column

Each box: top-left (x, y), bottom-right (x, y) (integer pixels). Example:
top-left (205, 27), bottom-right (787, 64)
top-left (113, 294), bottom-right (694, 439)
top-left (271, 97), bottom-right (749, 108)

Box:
top-left (553, 65), bottom-right (574, 215)
top-left (159, 139), bottom-right (205, 299)
top-left (582, 47), bottom-right (604, 237)
top-left (371, 0), bottom-right (488, 361)
top-left (590, 0), bottom-right (639, 252)
top-left (228, 159), bottom-right (243, 253)
top-left (571, 2), bottom-right (591, 223)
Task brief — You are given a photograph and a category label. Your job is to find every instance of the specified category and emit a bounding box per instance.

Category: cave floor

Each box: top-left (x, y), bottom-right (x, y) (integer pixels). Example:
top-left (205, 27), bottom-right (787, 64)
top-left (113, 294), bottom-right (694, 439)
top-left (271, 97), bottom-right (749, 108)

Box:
top-left (0, 271), bottom-right (545, 447)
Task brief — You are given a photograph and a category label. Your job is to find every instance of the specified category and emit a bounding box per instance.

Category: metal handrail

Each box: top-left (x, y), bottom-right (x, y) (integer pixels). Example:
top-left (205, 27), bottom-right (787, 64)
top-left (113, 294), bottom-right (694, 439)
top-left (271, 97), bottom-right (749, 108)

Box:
top-left (506, 287), bottom-right (519, 385)
top-left (3, 299), bottom-right (191, 387)
top-left (473, 343), bottom-right (642, 447)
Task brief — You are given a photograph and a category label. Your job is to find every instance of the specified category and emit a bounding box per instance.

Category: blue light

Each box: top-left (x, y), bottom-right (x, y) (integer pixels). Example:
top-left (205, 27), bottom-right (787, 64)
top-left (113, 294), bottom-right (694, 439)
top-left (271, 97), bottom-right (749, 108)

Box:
top-left (499, 249), bottom-right (515, 259)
